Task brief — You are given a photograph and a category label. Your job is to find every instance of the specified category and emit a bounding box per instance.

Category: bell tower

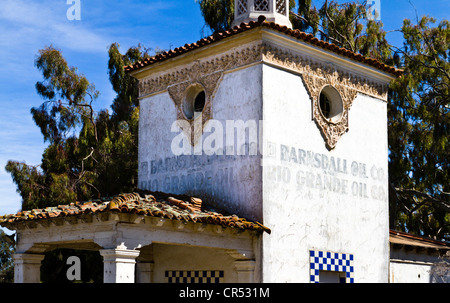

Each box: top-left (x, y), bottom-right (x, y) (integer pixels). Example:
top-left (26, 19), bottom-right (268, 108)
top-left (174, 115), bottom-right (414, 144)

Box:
top-left (232, 0), bottom-right (293, 28)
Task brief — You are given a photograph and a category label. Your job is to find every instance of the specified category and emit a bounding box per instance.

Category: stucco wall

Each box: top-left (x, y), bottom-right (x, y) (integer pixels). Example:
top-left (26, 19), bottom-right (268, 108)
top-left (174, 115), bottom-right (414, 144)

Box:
top-left (138, 64), bottom-right (263, 222)
top-left (389, 261), bottom-right (434, 283)
top-left (137, 40), bottom-right (391, 283)
top-left (261, 64), bottom-right (390, 283)
top-left (390, 248), bottom-right (450, 283)
top-left (152, 243), bottom-right (238, 283)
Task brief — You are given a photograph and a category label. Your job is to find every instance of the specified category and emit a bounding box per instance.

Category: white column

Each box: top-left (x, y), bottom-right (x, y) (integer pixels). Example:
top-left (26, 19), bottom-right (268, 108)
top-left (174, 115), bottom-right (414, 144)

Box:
top-left (100, 248), bottom-right (140, 283)
top-left (234, 260), bottom-right (256, 283)
top-left (13, 253), bottom-right (45, 283)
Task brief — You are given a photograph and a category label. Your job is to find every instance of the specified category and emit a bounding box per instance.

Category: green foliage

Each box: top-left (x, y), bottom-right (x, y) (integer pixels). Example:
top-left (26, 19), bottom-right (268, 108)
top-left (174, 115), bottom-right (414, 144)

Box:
top-left (32, 46), bottom-right (98, 144)
top-left (6, 44), bottom-right (147, 211)
top-left (195, 0), bottom-right (235, 33)
top-left (0, 231), bottom-right (14, 283)
top-left (388, 16), bottom-right (449, 240)
top-left (291, 0), bottom-right (393, 63)
top-left (293, 0), bottom-right (319, 33)
top-left (4, 43), bottom-right (148, 283)
top-left (108, 43), bottom-right (148, 122)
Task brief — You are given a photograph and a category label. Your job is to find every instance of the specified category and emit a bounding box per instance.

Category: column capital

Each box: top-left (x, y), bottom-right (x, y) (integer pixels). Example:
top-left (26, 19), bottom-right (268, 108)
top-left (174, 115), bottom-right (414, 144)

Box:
top-left (99, 248), bottom-right (141, 262)
top-left (99, 246), bottom-right (141, 283)
top-left (13, 253), bottom-right (45, 264)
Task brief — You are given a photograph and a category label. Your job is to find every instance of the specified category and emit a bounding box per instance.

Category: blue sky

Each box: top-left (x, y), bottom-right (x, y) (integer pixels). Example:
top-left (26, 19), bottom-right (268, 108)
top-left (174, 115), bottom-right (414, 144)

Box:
top-left (0, 0), bottom-right (448, 234)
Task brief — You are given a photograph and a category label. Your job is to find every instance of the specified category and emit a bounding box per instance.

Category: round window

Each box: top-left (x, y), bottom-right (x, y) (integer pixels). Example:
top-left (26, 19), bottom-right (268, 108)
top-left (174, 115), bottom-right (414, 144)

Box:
top-left (183, 84), bottom-right (206, 120)
top-left (319, 85), bottom-right (344, 123)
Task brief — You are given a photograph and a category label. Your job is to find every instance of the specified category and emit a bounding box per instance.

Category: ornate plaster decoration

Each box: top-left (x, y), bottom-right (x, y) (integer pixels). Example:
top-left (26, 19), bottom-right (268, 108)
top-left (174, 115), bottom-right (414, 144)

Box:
top-left (167, 71), bottom-right (222, 145)
top-left (261, 44), bottom-right (388, 149)
top-left (260, 44), bottom-right (389, 100)
top-left (138, 41), bottom-right (388, 149)
top-left (301, 71), bottom-right (358, 150)
top-left (138, 43), bottom-right (264, 99)
top-left (139, 43), bottom-right (264, 146)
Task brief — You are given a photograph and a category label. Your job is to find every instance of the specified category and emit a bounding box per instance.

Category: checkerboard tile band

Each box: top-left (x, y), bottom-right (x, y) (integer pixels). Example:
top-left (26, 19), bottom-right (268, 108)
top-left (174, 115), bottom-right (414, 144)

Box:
top-left (309, 250), bottom-right (354, 283)
top-left (165, 270), bottom-right (224, 283)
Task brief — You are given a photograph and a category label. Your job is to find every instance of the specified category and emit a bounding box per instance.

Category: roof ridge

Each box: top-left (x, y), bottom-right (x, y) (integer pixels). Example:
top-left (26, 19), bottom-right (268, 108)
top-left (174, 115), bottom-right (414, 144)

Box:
top-left (390, 229), bottom-right (449, 247)
top-left (124, 15), bottom-right (401, 77)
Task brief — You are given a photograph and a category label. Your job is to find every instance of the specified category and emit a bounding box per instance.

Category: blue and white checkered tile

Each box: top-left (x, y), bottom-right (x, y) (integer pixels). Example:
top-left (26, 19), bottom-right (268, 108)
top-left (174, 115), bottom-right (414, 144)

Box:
top-left (309, 250), bottom-right (354, 283)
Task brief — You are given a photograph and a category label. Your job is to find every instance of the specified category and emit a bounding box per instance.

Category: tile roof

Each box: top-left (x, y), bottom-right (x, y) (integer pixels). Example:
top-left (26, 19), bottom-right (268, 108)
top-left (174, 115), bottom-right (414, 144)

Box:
top-left (124, 15), bottom-right (402, 77)
top-left (0, 192), bottom-right (271, 233)
top-left (390, 230), bottom-right (450, 250)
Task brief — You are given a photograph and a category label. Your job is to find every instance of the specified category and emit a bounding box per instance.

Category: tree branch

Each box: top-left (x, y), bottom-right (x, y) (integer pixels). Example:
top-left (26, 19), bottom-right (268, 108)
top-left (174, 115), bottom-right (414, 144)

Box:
top-left (323, 0), bottom-right (356, 52)
top-left (395, 187), bottom-right (450, 212)
top-left (289, 11), bottom-right (343, 46)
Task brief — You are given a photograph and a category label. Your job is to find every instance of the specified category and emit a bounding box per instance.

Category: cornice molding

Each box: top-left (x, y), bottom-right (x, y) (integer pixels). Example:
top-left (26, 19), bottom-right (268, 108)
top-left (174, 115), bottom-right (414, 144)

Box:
top-left (138, 41), bottom-right (389, 149)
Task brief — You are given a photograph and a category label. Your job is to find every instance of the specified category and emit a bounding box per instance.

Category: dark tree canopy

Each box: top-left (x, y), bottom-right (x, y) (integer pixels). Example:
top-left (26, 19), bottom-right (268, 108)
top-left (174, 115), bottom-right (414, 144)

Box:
top-left (388, 17), bottom-right (449, 240)
top-left (5, 44), bottom-right (148, 211)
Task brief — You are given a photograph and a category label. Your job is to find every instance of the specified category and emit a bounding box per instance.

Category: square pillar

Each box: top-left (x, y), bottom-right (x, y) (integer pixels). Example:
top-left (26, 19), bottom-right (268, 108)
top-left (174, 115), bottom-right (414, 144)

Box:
top-left (100, 248), bottom-right (140, 283)
top-left (13, 253), bottom-right (45, 283)
top-left (234, 260), bottom-right (256, 283)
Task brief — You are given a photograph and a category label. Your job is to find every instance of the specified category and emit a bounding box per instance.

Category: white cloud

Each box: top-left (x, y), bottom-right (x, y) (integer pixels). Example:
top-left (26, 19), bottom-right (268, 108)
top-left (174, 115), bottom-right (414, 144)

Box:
top-left (0, 0), bottom-right (111, 54)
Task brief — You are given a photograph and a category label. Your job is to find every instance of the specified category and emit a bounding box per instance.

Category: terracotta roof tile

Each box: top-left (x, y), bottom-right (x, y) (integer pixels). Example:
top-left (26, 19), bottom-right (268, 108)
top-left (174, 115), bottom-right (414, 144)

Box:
top-left (389, 230), bottom-right (449, 250)
top-left (0, 191), bottom-right (270, 233)
top-left (125, 16), bottom-right (402, 77)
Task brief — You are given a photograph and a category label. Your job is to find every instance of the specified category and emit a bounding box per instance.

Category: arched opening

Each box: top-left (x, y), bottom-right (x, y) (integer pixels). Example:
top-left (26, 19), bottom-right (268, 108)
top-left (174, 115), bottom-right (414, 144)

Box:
top-left (40, 248), bottom-right (103, 283)
top-left (319, 85), bottom-right (344, 123)
top-left (183, 84), bottom-right (206, 120)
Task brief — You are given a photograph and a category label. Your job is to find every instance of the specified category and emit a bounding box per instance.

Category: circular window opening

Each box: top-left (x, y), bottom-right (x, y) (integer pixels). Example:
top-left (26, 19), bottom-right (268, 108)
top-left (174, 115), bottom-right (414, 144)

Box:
top-left (183, 84), bottom-right (206, 120)
top-left (319, 85), bottom-right (344, 123)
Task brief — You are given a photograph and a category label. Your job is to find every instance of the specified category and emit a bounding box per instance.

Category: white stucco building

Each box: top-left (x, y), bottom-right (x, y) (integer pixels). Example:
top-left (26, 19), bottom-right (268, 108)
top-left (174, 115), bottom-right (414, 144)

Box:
top-left (1, 0), bottom-right (448, 283)
top-left (389, 230), bottom-right (449, 283)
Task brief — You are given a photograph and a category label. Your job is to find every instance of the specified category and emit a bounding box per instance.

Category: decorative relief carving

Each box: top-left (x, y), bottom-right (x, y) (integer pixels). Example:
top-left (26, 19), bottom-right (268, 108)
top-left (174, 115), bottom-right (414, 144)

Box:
top-left (167, 71), bottom-right (222, 145)
top-left (138, 41), bottom-right (388, 149)
top-left (261, 43), bottom-right (387, 149)
top-left (138, 43), bottom-right (264, 99)
top-left (302, 72), bottom-right (357, 150)
top-left (139, 43), bottom-right (264, 146)
top-left (260, 44), bottom-right (388, 100)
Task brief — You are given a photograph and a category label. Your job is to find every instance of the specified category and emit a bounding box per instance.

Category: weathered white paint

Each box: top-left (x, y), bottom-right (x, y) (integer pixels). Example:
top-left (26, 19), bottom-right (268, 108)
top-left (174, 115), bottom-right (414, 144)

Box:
top-left (14, 216), bottom-right (257, 254)
top-left (389, 247), bottom-right (450, 283)
top-left (151, 244), bottom-right (237, 283)
top-left (390, 260), bottom-right (435, 283)
top-left (138, 64), bottom-right (264, 222)
top-left (260, 64), bottom-right (390, 283)
top-left (137, 32), bottom-right (393, 282)
top-left (100, 247), bottom-right (140, 283)
top-left (13, 253), bottom-right (45, 283)
top-left (9, 28), bottom-right (396, 283)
